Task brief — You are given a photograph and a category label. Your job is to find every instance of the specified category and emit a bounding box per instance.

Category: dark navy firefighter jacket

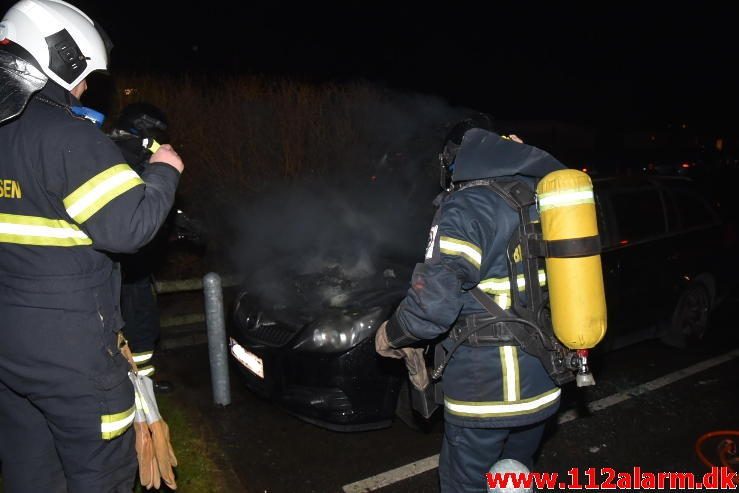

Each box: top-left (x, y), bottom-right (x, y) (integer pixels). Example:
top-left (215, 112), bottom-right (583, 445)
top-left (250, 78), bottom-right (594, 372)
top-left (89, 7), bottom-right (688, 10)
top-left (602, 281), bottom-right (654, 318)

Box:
top-left (0, 81), bottom-right (179, 314)
top-left (385, 129), bottom-right (566, 428)
top-left (0, 81), bottom-right (179, 440)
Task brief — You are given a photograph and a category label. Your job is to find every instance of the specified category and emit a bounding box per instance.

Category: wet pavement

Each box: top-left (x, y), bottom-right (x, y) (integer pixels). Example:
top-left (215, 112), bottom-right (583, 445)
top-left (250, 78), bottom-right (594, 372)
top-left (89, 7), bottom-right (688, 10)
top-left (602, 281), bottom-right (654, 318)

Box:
top-left (155, 290), bottom-right (739, 492)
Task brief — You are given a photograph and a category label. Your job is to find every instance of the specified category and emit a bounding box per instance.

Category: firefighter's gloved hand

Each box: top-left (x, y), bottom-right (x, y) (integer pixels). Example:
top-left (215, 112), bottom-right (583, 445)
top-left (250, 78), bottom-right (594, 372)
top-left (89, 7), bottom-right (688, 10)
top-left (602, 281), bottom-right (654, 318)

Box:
top-left (401, 346), bottom-right (429, 391)
top-left (375, 322), bottom-right (429, 391)
top-left (375, 321), bottom-right (404, 359)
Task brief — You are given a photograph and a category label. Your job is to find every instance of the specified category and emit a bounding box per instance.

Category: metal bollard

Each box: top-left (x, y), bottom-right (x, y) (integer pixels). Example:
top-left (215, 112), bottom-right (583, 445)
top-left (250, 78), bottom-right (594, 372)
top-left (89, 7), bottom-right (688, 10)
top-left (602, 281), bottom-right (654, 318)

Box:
top-left (203, 272), bottom-right (231, 406)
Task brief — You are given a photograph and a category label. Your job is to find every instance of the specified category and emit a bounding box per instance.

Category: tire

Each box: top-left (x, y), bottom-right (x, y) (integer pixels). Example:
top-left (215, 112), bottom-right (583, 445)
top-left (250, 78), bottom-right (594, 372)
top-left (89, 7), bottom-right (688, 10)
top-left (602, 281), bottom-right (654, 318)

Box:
top-left (661, 282), bottom-right (712, 348)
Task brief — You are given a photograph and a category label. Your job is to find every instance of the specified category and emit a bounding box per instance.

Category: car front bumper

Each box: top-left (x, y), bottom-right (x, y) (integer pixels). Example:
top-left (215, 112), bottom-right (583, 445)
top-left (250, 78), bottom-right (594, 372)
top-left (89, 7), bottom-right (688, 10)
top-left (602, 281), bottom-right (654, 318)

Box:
top-left (229, 333), bottom-right (404, 431)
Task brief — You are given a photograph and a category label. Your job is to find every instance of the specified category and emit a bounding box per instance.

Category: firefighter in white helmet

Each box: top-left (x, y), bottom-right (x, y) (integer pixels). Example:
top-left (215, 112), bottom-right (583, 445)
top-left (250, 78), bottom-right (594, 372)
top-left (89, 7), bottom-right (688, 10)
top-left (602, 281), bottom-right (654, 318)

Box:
top-left (0, 1), bottom-right (183, 491)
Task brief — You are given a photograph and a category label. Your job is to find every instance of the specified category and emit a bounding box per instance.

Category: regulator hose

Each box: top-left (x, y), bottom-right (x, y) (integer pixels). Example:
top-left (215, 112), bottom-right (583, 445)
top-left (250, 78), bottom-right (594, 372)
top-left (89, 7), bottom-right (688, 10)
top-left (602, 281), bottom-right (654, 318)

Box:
top-left (695, 430), bottom-right (738, 481)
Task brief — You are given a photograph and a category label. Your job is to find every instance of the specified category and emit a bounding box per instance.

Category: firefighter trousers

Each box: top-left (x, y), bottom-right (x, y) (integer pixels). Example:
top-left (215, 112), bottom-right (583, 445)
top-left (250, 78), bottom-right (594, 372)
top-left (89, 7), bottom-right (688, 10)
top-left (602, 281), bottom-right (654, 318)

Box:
top-left (0, 302), bottom-right (137, 493)
top-left (120, 278), bottom-right (161, 377)
top-left (439, 420), bottom-right (547, 493)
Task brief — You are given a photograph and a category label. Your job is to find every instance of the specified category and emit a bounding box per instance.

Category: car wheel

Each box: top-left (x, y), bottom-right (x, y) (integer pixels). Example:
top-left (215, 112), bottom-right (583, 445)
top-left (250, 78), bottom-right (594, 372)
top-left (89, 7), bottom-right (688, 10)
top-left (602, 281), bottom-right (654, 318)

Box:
top-left (661, 282), bottom-right (711, 348)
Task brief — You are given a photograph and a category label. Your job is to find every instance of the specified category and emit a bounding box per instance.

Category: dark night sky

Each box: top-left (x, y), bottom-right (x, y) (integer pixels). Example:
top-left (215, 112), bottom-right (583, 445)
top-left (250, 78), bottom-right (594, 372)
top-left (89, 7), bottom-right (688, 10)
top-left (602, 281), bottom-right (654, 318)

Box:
top-left (56, 2), bottom-right (739, 132)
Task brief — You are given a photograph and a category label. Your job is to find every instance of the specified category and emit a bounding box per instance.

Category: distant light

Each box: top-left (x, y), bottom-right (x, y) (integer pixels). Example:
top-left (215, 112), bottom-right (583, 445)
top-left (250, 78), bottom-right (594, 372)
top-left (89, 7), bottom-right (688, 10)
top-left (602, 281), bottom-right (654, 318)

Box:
top-left (123, 88), bottom-right (137, 96)
top-left (619, 240), bottom-right (629, 245)
top-left (716, 138), bottom-right (724, 152)
top-left (681, 123), bottom-right (688, 129)
top-left (681, 163), bottom-right (691, 169)
top-left (582, 167), bottom-right (588, 173)
top-left (650, 135), bottom-right (656, 141)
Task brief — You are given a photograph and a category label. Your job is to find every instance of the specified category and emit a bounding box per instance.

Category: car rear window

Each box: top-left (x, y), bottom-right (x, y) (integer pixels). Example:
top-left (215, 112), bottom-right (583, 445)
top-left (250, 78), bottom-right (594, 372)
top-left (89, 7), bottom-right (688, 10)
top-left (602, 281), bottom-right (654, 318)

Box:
top-left (609, 185), bottom-right (666, 243)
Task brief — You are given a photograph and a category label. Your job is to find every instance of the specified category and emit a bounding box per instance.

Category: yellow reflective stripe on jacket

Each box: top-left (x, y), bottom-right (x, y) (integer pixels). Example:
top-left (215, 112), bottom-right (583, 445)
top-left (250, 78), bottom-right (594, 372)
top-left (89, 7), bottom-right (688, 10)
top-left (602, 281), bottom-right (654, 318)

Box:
top-left (478, 277), bottom-right (510, 293)
top-left (101, 405), bottom-right (135, 439)
top-left (479, 270), bottom-right (546, 293)
top-left (63, 164), bottom-right (143, 223)
top-left (138, 365), bottom-right (155, 377)
top-left (132, 351), bottom-right (153, 364)
top-left (439, 236), bottom-right (482, 268)
top-left (478, 277), bottom-right (513, 309)
top-left (444, 388), bottom-right (561, 418)
top-left (500, 346), bottom-right (520, 401)
top-left (0, 213), bottom-right (92, 246)
top-left (494, 293), bottom-right (511, 309)
top-left (537, 187), bottom-right (594, 212)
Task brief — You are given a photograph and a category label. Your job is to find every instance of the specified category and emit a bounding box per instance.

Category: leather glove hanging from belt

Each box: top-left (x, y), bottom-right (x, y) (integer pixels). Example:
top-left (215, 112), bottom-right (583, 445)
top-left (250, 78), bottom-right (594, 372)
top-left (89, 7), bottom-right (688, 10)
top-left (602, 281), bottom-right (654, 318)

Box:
top-left (375, 321), bottom-right (429, 391)
top-left (120, 334), bottom-right (178, 490)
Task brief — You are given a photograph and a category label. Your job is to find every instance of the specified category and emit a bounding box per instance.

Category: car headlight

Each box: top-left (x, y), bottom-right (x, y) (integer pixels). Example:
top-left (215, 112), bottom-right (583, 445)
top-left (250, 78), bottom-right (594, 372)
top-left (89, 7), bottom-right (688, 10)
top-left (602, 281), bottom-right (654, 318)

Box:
top-left (292, 306), bottom-right (385, 353)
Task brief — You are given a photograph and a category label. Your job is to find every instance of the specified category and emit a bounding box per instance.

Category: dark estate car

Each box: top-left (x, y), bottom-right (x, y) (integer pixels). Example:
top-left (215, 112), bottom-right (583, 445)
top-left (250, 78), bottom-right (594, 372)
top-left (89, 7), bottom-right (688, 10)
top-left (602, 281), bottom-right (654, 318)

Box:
top-left (227, 175), bottom-right (737, 431)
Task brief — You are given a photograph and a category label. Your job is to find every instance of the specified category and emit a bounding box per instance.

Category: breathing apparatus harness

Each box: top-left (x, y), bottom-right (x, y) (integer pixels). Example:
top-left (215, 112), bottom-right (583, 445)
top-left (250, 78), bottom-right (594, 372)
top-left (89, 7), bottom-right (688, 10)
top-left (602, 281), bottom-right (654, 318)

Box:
top-left (431, 177), bottom-right (593, 387)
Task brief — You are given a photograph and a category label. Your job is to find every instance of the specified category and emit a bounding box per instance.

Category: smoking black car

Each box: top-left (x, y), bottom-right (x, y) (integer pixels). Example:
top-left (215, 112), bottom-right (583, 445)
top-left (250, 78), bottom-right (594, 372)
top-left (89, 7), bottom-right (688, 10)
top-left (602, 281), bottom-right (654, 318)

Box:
top-left (227, 174), bottom-right (736, 431)
top-left (228, 260), bottom-right (412, 431)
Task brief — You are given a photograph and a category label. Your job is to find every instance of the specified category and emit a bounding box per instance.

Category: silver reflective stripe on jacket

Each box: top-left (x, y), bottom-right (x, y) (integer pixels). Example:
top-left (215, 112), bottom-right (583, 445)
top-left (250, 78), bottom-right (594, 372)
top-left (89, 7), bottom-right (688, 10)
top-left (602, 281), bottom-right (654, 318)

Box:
top-left (444, 387), bottom-right (561, 418)
top-left (0, 213), bottom-right (92, 246)
top-left (439, 236), bottom-right (482, 269)
top-left (478, 270), bottom-right (547, 309)
top-left (63, 164), bottom-right (144, 223)
top-left (100, 405), bottom-right (135, 439)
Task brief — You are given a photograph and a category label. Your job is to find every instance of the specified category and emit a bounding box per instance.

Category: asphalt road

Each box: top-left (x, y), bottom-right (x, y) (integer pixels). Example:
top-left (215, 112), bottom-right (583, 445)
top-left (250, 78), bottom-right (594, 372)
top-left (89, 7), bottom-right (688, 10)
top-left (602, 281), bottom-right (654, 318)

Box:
top-left (157, 290), bottom-right (739, 492)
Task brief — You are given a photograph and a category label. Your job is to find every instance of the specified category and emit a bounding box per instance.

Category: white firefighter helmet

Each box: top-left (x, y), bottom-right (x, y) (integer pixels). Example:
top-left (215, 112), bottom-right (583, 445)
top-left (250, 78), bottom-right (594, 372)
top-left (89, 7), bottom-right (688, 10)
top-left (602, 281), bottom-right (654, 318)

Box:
top-left (0, 0), bottom-right (111, 91)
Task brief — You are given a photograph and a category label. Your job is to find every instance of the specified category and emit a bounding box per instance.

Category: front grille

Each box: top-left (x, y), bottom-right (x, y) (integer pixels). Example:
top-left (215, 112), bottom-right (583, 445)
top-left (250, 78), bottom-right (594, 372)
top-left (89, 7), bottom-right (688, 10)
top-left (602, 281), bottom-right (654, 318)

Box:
top-left (246, 322), bottom-right (298, 347)
top-left (234, 301), bottom-right (300, 347)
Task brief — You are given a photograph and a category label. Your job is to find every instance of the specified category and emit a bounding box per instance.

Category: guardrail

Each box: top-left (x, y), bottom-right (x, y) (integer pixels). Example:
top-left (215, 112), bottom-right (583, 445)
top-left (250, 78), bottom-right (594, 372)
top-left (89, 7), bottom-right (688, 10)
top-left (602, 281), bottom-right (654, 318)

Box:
top-left (154, 275), bottom-right (241, 294)
top-left (155, 274), bottom-right (241, 350)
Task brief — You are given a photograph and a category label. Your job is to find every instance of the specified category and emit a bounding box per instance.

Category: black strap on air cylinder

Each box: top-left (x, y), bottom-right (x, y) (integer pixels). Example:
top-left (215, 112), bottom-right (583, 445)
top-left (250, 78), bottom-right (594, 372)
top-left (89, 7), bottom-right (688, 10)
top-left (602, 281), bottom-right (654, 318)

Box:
top-left (529, 235), bottom-right (602, 258)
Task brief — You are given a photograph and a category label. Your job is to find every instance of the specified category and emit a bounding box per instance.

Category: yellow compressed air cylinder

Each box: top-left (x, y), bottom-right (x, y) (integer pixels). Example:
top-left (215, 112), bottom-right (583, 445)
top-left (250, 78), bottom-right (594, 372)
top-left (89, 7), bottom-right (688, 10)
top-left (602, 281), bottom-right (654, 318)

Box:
top-left (536, 169), bottom-right (607, 349)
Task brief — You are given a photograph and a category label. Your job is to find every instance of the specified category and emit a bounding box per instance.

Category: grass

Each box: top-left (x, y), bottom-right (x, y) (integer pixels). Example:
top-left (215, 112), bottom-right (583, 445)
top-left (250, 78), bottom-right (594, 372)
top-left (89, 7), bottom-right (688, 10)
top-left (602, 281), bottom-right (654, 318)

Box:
top-left (0, 393), bottom-right (231, 493)
top-left (134, 393), bottom-right (233, 493)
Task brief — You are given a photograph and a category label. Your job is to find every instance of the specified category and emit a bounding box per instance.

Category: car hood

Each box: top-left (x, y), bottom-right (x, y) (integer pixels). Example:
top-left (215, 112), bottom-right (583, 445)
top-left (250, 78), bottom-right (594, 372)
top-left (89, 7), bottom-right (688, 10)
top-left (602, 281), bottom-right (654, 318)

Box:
top-left (240, 260), bottom-right (414, 330)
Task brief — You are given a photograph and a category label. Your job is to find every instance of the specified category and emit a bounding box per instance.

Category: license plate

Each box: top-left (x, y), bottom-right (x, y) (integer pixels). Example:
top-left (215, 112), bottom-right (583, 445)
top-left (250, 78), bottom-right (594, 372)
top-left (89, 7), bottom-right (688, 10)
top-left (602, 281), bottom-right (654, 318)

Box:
top-left (229, 337), bottom-right (264, 379)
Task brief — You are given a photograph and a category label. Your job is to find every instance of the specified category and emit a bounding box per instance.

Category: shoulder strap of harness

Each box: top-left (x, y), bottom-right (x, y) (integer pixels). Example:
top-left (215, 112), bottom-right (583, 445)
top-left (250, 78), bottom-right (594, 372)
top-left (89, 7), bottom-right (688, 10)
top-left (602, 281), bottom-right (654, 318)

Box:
top-left (453, 177), bottom-right (542, 321)
top-left (453, 178), bottom-right (535, 210)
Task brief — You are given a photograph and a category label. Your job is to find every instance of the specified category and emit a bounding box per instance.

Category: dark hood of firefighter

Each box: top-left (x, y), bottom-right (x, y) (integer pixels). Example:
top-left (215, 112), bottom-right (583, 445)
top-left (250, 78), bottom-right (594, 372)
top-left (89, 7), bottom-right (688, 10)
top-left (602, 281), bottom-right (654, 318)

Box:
top-left (452, 128), bottom-right (565, 182)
